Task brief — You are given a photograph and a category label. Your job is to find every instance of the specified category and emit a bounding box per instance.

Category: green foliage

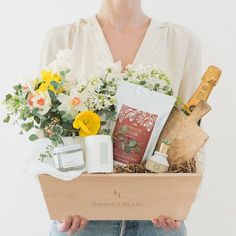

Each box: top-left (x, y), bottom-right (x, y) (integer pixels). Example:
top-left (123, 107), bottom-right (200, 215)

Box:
top-left (32, 108), bottom-right (39, 116)
top-left (60, 69), bottom-right (70, 79)
top-left (50, 81), bottom-right (60, 90)
top-left (29, 134), bottom-right (39, 141)
top-left (13, 84), bottom-right (22, 91)
top-left (38, 145), bottom-right (53, 162)
top-left (21, 122), bottom-right (34, 132)
top-left (113, 125), bottom-right (141, 155)
top-left (139, 81), bottom-right (146, 85)
top-left (5, 94), bottom-right (12, 101)
top-left (3, 115), bottom-right (10, 123)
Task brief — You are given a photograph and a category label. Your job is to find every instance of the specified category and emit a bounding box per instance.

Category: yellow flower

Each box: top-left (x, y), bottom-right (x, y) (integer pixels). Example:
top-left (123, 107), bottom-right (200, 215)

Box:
top-left (73, 110), bottom-right (101, 137)
top-left (42, 70), bottom-right (61, 83)
top-left (37, 82), bottom-right (48, 93)
top-left (36, 70), bottom-right (64, 94)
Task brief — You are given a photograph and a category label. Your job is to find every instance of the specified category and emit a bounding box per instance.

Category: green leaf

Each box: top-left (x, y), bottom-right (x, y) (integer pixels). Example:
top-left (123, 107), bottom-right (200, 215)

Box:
top-left (3, 115), bottom-right (10, 123)
top-left (40, 119), bottom-right (48, 129)
top-left (58, 136), bottom-right (64, 144)
top-left (34, 116), bottom-right (40, 124)
top-left (101, 121), bottom-right (107, 126)
top-left (125, 146), bottom-right (132, 154)
top-left (105, 128), bottom-right (111, 135)
top-left (139, 81), bottom-right (146, 85)
top-left (60, 69), bottom-right (70, 79)
top-left (21, 122), bottom-right (34, 132)
top-left (52, 126), bottom-right (62, 134)
top-left (48, 90), bottom-right (56, 100)
top-left (29, 134), bottom-right (39, 141)
top-left (109, 105), bottom-right (116, 112)
top-left (120, 125), bottom-right (128, 134)
top-left (166, 90), bottom-right (174, 96)
top-left (129, 140), bottom-right (137, 147)
top-left (50, 81), bottom-right (60, 90)
top-left (62, 122), bottom-right (72, 130)
top-left (155, 83), bottom-right (160, 89)
top-left (13, 84), bottom-right (22, 91)
top-left (32, 108), bottom-right (39, 116)
top-left (49, 134), bottom-right (59, 142)
top-left (65, 114), bottom-right (73, 121)
top-left (162, 85), bottom-right (169, 91)
top-left (5, 94), bottom-right (12, 101)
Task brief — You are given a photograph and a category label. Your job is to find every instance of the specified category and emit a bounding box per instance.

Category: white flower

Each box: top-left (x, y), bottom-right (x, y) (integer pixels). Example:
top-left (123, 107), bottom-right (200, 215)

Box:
top-left (30, 91), bottom-right (51, 115)
top-left (45, 49), bottom-right (74, 74)
top-left (23, 77), bottom-right (42, 93)
top-left (147, 76), bottom-right (158, 87)
top-left (57, 88), bottom-right (87, 118)
top-left (62, 79), bottom-right (77, 93)
top-left (98, 60), bottom-right (122, 80)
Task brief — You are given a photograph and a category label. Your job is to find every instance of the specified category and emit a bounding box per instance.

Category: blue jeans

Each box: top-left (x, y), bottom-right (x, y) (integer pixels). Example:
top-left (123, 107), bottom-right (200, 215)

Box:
top-left (50, 220), bottom-right (187, 236)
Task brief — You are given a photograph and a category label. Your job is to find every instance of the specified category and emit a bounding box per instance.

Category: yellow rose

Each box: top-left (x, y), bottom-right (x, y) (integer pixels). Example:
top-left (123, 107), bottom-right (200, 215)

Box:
top-left (36, 70), bottom-right (64, 94)
top-left (73, 110), bottom-right (101, 137)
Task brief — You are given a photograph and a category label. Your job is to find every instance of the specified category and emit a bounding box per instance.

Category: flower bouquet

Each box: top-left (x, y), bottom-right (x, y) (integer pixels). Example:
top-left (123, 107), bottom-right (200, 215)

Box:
top-left (3, 51), bottom-right (118, 164)
top-left (3, 49), bottom-right (177, 174)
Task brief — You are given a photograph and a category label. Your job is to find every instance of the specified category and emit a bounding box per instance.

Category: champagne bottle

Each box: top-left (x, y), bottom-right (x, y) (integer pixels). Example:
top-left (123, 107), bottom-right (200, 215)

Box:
top-left (184, 65), bottom-right (222, 115)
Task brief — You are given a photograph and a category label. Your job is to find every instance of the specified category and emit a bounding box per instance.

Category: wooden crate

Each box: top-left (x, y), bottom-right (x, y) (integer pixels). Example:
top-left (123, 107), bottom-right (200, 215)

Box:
top-left (38, 169), bottom-right (202, 221)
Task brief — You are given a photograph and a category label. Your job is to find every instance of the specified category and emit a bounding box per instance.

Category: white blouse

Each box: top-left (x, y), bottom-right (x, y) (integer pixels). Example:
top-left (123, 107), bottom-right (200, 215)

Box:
top-left (40, 16), bottom-right (202, 104)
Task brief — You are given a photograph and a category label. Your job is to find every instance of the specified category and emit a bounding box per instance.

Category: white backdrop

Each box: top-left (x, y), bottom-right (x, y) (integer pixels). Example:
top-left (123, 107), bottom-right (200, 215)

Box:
top-left (0, 1), bottom-right (236, 236)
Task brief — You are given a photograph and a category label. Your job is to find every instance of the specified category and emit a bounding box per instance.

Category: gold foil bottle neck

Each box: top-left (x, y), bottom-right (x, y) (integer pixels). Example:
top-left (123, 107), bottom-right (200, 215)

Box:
top-left (202, 65), bottom-right (222, 86)
top-left (184, 65), bottom-right (222, 115)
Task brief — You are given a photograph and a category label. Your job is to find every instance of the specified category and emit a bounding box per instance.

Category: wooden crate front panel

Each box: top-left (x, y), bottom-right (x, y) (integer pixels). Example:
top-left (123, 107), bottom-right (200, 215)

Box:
top-left (38, 173), bottom-right (202, 220)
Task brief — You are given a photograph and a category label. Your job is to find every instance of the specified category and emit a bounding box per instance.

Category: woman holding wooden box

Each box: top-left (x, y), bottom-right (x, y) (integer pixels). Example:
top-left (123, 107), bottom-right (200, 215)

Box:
top-left (41, 0), bottom-right (202, 235)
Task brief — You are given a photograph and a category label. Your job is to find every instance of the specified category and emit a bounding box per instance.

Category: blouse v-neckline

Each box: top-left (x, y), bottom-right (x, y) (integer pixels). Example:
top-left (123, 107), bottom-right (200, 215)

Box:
top-left (93, 16), bottom-right (154, 68)
top-left (86, 16), bottom-right (166, 67)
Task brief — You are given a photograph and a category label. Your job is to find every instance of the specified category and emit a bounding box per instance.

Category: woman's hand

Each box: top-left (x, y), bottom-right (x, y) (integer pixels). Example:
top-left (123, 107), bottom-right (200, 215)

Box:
top-left (152, 216), bottom-right (182, 232)
top-left (57, 215), bottom-right (89, 235)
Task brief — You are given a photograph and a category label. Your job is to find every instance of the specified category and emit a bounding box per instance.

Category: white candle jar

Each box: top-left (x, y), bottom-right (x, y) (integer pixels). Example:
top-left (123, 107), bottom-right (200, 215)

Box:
top-left (85, 135), bottom-right (113, 173)
top-left (53, 144), bottom-right (85, 172)
top-left (145, 151), bottom-right (169, 173)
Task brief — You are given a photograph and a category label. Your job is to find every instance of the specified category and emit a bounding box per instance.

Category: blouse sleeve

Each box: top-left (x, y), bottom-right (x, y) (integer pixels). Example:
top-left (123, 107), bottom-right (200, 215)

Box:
top-left (178, 31), bottom-right (206, 172)
top-left (40, 28), bottom-right (64, 69)
top-left (40, 23), bottom-right (77, 69)
top-left (178, 32), bottom-right (202, 104)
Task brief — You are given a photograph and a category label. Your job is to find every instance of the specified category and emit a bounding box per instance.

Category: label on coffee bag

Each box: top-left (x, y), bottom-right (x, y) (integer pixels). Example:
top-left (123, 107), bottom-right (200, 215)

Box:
top-left (112, 104), bottom-right (158, 164)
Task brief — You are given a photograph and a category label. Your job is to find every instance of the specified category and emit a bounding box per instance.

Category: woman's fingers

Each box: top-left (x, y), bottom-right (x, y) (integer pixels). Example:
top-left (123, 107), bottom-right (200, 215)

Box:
top-left (152, 216), bottom-right (182, 231)
top-left (167, 219), bottom-right (182, 230)
top-left (166, 217), bottom-right (175, 228)
top-left (58, 215), bottom-right (89, 235)
top-left (151, 218), bottom-right (160, 226)
top-left (58, 216), bottom-right (73, 232)
top-left (159, 216), bottom-right (170, 231)
top-left (67, 215), bottom-right (81, 235)
top-left (78, 218), bottom-right (89, 230)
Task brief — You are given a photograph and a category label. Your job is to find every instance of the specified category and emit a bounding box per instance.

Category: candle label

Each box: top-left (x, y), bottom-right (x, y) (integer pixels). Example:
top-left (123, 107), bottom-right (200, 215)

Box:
top-left (60, 152), bottom-right (84, 168)
top-left (112, 104), bottom-right (158, 164)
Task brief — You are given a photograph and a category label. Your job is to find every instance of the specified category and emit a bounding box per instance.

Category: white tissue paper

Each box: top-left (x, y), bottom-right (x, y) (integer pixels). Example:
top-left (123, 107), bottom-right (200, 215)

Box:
top-left (22, 137), bottom-right (86, 181)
